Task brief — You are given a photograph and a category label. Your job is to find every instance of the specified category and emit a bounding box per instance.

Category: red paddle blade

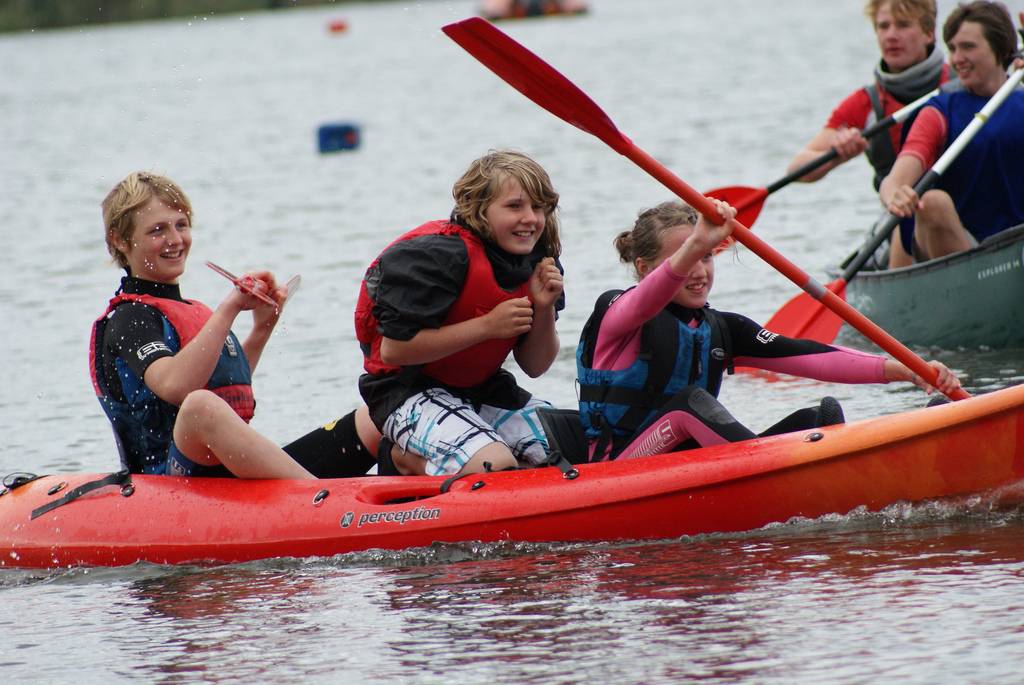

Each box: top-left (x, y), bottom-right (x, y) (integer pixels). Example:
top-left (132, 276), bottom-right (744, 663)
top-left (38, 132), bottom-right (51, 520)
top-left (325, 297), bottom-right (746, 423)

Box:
top-left (764, 279), bottom-right (847, 343)
top-left (206, 260), bottom-right (279, 309)
top-left (442, 18), bottom-right (632, 154)
top-left (705, 185), bottom-right (768, 253)
top-left (704, 185), bottom-right (768, 228)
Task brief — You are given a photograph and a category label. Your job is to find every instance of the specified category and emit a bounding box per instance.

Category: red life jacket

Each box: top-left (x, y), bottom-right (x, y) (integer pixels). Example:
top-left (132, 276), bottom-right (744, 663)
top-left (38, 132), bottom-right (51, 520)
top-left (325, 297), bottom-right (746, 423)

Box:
top-left (354, 220), bottom-right (531, 388)
top-left (90, 293), bottom-right (256, 421)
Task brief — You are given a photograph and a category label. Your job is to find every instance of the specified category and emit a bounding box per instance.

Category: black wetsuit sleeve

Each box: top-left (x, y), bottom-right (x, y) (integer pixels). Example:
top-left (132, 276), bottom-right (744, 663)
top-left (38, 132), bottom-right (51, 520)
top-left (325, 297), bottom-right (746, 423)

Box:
top-left (370, 234), bottom-right (470, 341)
top-left (723, 310), bottom-right (838, 359)
top-left (104, 302), bottom-right (176, 379)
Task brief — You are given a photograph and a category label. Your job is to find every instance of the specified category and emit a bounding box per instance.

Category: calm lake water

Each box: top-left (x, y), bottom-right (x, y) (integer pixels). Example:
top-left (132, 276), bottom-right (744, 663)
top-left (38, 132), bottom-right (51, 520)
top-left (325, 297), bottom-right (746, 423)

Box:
top-left (2, 0), bottom-right (1023, 682)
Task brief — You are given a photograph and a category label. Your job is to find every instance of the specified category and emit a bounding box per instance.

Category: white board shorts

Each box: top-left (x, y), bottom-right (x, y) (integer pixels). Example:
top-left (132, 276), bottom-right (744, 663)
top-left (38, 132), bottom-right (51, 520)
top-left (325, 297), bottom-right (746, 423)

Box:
top-left (382, 387), bottom-right (551, 476)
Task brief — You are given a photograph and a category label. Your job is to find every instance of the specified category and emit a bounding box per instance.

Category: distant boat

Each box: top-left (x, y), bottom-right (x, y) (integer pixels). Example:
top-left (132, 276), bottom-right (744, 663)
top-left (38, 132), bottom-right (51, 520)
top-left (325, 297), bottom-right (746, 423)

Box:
top-left (480, 0), bottom-right (589, 21)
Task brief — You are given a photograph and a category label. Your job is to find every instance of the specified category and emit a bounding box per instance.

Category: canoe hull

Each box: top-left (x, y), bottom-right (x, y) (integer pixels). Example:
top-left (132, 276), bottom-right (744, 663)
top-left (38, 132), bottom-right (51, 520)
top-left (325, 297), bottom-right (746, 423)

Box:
top-left (840, 224), bottom-right (1024, 348)
top-left (3, 384), bottom-right (1024, 568)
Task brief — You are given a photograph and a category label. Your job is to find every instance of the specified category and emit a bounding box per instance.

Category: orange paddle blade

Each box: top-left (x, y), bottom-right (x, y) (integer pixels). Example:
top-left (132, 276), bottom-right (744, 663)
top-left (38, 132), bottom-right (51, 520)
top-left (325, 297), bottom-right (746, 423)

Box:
top-left (764, 279), bottom-right (847, 343)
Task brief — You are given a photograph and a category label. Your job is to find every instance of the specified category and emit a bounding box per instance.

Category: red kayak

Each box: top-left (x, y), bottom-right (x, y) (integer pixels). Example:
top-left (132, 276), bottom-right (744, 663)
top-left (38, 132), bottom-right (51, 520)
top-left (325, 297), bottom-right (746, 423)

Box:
top-left (3, 383), bottom-right (1023, 569)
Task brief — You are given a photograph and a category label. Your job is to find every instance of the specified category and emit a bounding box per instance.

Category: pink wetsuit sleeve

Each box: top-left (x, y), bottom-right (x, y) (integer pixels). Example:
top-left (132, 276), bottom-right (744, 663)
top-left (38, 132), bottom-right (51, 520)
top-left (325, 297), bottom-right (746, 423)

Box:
top-left (738, 345), bottom-right (888, 384)
top-left (897, 106), bottom-right (946, 169)
top-left (591, 261), bottom-right (688, 371)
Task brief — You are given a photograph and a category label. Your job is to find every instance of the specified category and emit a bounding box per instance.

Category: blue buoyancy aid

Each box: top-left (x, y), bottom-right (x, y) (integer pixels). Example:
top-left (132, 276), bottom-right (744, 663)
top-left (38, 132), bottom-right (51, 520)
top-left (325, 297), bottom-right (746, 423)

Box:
top-left (575, 289), bottom-right (732, 457)
top-left (90, 293), bottom-right (254, 474)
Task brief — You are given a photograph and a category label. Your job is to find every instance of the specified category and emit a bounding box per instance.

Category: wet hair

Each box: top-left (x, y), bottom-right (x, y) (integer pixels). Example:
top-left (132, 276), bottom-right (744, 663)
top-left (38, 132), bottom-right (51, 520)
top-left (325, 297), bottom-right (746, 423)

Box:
top-left (943, 1), bottom-right (1017, 68)
top-left (614, 201), bottom-right (699, 279)
top-left (102, 171), bottom-right (192, 269)
top-left (451, 149), bottom-right (561, 258)
top-left (864, 0), bottom-right (937, 35)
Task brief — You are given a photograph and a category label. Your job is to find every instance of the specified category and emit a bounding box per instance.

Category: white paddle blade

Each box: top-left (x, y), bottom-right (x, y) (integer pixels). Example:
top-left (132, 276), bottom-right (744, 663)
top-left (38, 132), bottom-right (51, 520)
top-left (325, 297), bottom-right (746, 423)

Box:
top-left (283, 275), bottom-right (301, 306)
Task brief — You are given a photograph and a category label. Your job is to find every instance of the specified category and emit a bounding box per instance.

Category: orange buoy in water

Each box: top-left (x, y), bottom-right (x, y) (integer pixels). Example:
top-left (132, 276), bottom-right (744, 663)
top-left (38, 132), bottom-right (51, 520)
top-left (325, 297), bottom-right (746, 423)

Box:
top-left (327, 18), bottom-right (348, 34)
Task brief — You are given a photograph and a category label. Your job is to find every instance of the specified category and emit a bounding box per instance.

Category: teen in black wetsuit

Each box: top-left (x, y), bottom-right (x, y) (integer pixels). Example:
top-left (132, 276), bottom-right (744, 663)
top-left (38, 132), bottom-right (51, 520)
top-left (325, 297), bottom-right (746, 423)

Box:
top-left (93, 171), bottom-right (377, 478)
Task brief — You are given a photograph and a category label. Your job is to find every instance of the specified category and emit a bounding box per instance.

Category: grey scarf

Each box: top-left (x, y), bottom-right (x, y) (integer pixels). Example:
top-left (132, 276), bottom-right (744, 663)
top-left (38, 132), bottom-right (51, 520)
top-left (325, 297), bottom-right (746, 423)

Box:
top-left (874, 44), bottom-right (946, 103)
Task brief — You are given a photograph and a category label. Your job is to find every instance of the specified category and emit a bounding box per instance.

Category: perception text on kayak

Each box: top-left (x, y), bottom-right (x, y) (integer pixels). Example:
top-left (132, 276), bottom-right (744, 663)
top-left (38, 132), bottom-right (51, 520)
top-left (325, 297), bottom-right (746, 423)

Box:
top-left (340, 507), bottom-right (442, 528)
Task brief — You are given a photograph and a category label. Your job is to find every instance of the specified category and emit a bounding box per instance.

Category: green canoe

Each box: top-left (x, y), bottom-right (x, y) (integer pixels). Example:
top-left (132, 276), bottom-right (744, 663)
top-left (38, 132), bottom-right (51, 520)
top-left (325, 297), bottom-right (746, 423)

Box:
top-left (837, 223), bottom-right (1024, 349)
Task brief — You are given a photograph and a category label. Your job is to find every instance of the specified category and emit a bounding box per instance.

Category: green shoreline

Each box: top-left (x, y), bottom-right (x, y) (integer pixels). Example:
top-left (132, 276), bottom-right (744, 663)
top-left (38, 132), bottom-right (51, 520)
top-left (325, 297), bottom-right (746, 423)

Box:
top-left (0, 0), bottom-right (393, 34)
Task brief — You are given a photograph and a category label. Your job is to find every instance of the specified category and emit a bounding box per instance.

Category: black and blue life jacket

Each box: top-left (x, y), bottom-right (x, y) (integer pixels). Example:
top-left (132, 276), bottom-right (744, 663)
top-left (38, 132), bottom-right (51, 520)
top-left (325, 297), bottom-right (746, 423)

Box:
top-left (90, 295), bottom-right (254, 474)
top-left (575, 289), bottom-right (733, 459)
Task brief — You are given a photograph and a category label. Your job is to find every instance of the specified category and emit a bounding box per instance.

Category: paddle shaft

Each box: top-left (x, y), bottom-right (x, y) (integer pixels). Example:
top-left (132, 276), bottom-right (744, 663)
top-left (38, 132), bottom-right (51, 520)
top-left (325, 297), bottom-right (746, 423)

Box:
top-left (840, 67), bottom-right (1024, 282)
top-left (766, 87), bottom-right (939, 195)
top-left (442, 17), bottom-right (965, 399)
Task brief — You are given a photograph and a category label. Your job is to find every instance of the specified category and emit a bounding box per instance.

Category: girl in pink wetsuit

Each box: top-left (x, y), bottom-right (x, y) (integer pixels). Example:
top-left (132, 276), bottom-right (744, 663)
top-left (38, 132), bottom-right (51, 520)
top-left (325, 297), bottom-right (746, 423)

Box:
top-left (575, 200), bottom-right (961, 461)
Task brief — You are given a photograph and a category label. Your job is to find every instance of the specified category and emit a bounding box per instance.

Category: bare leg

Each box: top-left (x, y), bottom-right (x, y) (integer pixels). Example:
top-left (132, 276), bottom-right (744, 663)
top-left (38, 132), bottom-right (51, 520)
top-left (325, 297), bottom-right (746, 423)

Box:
top-left (173, 389), bottom-right (314, 479)
top-left (458, 442), bottom-right (517, 474)
top-left (392, 448), bottom-right (427, 476)
top-left (888, 234), bottom-right (914, 268)
top-left (914, 189), bottom-right (974, 260)
top-left (392, 442), bottom-right (516, 476)
top-left (355, 404), bottom-right (381, 456)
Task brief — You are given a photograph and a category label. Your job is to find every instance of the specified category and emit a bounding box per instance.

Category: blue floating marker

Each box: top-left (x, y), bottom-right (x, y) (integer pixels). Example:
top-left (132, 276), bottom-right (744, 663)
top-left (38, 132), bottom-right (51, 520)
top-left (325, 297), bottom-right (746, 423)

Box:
top-left (317, 122), bottom-right (360, 153)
